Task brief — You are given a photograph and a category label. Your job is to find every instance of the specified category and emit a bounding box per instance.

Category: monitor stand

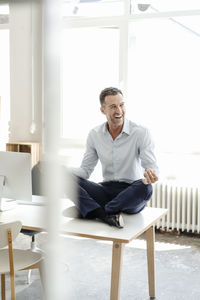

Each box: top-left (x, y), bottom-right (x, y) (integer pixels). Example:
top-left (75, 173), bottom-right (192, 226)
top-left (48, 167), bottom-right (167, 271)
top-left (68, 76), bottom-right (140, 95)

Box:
top-left (0, 175), bottom-right (17, 211)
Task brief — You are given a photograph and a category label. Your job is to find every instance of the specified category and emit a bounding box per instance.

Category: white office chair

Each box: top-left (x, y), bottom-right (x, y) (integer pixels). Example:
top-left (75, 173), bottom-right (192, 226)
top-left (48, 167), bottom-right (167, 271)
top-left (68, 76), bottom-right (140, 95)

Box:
top-left (20, 228), bottom-right (44, 284)
top-left (21, 161), bottom-right (45, 284)
top-left (0, 221), bottom-right (44, 300)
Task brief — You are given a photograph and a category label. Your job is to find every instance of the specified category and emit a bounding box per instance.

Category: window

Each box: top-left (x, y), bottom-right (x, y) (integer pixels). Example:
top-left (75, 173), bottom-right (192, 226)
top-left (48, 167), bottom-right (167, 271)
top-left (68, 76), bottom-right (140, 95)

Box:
top-left (61, 1), bottom-right (200, 184)
top-left (62, 0), bottom-right (124, 17)
top-left (61, 26), bottom-right (119, 141)
top-left (127, 15), bottom-right (200, 184)
top-left (130, 0), bottom-right (200, 14)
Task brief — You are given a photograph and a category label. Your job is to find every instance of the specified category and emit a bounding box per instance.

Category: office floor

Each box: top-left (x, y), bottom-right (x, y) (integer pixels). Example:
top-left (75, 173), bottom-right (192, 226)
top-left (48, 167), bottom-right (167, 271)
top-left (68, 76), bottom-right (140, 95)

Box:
top-left (3, 230), bottom-right (200, 300)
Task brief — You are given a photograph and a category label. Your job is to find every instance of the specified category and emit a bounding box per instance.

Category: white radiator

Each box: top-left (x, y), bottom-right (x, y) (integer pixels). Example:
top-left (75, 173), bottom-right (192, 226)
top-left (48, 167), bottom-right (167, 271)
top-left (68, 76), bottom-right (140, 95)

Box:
top-left (147, 182), bottom-right (200, 233)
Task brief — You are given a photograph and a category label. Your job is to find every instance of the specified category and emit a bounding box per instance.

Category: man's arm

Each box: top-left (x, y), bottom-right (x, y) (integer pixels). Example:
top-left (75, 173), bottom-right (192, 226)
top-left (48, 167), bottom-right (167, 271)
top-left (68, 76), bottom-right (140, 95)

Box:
top-left (139, 128), bottom-right (159, 184)
top-left (70, 131), bottom-right (99, 179)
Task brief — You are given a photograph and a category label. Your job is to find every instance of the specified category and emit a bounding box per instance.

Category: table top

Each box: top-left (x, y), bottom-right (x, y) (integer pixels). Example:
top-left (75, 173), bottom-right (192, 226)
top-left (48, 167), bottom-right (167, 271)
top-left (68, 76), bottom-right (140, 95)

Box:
top-left (61, 206), bottom-right (168, 243)
top-left (0, 204), bottom-right (46, 231)
top-left (0, 200), bottom-right (167, 243)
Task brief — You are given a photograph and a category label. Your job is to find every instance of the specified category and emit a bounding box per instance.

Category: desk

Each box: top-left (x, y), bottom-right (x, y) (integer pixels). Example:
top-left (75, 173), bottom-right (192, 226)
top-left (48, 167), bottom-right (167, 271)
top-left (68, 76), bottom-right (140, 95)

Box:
top-left (0, 204), bottom-right (46, 231)
top-left (0, 202), bottom-right (167, 300)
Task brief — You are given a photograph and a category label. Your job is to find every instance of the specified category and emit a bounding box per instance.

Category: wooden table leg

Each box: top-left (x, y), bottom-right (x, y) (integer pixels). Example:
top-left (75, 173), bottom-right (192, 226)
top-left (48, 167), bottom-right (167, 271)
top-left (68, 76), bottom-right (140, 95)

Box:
top-left (1, 274), bottom-right (6, 300)
top-left (146, 225), bottom-right (155, 299)
top-left (110, 242), bottom-right (124, 300)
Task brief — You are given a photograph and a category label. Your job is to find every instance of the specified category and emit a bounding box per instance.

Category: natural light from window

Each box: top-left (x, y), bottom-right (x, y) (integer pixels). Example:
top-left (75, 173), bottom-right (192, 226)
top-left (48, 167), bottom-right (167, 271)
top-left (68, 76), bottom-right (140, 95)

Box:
top-left (62, 0), bottom-right (124, 17)
top-left (61, 2), bottom-right (200, 185)
top-left (131, 0), bottom-right (200, 14)
top-left (61, 27), bottom-right (119, 141)
top-left (127, 15), bottom-right (200, 184)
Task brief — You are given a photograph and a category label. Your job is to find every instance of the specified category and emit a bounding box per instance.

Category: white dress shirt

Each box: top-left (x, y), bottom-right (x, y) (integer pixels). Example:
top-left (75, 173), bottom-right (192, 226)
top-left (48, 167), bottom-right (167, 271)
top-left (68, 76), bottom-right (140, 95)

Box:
top-left (72, 119), bottom-right (159, 183)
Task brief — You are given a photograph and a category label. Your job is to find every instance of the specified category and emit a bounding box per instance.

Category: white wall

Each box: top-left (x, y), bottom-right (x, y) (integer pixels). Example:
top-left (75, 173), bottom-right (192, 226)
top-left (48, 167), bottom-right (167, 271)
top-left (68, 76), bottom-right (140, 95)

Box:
top-left (9, 0), bottom-right (42, 143)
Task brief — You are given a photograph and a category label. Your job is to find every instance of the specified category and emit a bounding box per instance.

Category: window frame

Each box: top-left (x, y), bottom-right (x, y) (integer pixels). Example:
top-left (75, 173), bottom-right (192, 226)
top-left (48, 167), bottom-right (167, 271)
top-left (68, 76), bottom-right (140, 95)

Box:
top-left (60, 1), bottom-right (200, 150)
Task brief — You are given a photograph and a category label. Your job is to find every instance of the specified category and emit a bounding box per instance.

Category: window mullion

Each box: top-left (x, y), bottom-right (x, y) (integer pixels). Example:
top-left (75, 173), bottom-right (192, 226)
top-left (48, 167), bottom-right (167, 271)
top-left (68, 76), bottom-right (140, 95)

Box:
top-left (119, 19), bottom-right (129, 98)
top-left (123, 0), bottom-right (131, 16)
top-left (63, 15), bottom-right (126, 29)
top-left (129, 9), bottom-right (200, 20)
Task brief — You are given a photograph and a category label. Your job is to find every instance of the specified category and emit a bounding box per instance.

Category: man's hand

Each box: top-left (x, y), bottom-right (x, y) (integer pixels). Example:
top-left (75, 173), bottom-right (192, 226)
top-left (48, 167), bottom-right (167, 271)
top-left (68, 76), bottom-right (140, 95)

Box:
top-left (142, 168), bottom-right (158, 185)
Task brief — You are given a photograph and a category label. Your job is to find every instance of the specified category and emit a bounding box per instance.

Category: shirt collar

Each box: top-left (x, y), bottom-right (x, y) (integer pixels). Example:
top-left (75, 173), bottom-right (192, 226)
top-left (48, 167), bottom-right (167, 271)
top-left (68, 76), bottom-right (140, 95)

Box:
top-left (103, 118), bottom-right (130, 135)
top-left (122, 118), bottom-right (130, 135)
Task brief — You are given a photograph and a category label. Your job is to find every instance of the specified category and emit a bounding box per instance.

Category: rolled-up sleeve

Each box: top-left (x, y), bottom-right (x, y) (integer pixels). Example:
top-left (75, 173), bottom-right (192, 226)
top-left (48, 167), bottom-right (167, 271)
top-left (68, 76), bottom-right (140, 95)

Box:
top-left (139, 128), bottom-right (159, 175)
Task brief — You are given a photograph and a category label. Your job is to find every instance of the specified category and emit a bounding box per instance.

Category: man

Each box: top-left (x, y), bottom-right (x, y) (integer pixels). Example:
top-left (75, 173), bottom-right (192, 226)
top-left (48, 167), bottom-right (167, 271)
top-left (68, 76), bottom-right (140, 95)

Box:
top-left (71, 87), bottom-right (158, 228)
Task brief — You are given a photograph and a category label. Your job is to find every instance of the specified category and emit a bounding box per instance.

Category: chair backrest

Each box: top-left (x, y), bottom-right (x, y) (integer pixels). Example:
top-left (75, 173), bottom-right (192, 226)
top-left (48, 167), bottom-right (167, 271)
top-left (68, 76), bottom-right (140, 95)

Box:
top-left (0, 221), bottom-right (22, 248)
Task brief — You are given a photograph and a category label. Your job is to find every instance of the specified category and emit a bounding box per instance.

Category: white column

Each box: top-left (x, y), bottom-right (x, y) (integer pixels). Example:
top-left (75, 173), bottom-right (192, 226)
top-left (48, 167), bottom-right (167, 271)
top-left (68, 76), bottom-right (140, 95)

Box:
top-left (42, 1), bottom-right (67, 299)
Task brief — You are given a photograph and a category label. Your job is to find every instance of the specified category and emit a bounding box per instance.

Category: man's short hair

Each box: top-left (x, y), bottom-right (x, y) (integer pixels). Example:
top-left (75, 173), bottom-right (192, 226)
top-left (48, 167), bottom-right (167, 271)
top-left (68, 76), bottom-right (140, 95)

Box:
top-left (99, 87), bottom-right (123, 106)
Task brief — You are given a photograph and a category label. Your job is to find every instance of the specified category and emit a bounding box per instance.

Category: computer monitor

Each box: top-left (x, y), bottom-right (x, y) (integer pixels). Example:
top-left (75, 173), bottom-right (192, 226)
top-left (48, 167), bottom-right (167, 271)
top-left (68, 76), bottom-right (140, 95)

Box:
top-left (0, 151), bottom-right (32, 210)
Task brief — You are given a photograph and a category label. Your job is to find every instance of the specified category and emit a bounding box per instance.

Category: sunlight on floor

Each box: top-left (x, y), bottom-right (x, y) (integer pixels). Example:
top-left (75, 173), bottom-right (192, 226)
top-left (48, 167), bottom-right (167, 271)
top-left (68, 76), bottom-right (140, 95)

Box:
top-left (62, 234), bottom-right (191, 251)
top-left (127, 239), bottom-right (191, 251)
top-left (96, 238), bottom-right (191, 251)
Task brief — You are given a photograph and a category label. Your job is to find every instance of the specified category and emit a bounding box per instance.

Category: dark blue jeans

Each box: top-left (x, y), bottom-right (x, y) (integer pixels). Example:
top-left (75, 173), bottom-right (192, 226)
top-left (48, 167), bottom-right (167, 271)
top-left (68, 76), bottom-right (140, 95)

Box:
top-left (76, 177), bottom-right (153, 218)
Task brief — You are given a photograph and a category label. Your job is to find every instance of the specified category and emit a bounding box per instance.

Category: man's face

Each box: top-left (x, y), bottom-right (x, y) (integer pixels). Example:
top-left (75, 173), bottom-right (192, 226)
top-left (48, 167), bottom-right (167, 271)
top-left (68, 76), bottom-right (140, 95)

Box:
top-left (100, 93), bottom-right (125, 127)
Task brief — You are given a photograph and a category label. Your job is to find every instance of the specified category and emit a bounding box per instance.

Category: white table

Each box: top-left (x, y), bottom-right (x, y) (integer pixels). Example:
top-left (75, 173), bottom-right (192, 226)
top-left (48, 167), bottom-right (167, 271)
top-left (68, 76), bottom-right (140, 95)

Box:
top-left (0, 202), bottom-right (167, 300)
top-left (0, 204), bottom-right (46, 231)
top-left (62, 206), bottom-right (168, 300)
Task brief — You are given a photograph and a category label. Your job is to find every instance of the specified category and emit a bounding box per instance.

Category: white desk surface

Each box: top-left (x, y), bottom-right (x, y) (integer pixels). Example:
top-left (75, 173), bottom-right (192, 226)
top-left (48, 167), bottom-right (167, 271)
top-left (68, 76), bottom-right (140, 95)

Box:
top-left (0, 204), bottom-right (46, 231)
top-left (0, 200), bottom-right (167, 243)
top-left (61, 207), bottom-right (168, 243)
